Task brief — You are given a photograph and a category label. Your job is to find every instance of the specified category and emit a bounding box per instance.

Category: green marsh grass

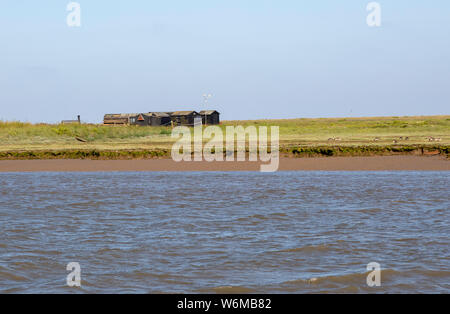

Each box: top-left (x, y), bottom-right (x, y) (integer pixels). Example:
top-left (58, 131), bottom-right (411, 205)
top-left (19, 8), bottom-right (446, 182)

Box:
top-left (0, 116), bottom-right (449, 158)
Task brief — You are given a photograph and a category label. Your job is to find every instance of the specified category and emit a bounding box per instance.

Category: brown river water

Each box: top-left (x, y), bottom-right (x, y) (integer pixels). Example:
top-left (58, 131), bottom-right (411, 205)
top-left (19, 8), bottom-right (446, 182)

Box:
top-left (0, 171), bottom-right (449, 293)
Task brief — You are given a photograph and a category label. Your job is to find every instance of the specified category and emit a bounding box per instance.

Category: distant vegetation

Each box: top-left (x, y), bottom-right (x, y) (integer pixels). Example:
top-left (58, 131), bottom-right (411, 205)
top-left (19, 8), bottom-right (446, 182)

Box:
top-left (0, 121), bottom-right (168, 141)
top-left (0, 116), bottom-right (449, 158)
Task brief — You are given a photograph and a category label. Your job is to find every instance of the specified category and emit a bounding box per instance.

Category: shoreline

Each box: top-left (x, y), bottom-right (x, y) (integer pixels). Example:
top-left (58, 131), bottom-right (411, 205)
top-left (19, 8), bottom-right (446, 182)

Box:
top-left (0, 156), bottom-right (448, 172)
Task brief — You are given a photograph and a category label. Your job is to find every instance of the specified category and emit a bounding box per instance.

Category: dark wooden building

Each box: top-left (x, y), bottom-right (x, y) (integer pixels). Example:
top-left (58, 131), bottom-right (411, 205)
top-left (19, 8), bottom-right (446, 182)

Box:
top-left (103, 110), bottom-right (218, 126)
top-left (148, 112), bottom-right (172, 126)
top-left (132, 113), bottom-right (152, 126)
top-left (169, 111), bottom-right (200, 126)
top-left (199, 110), bottom-right (220, 125)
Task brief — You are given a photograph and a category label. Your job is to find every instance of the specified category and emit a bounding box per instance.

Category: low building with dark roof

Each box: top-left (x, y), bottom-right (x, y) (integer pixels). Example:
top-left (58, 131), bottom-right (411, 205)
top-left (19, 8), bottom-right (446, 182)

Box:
top-left (103, 110), bottom-right (219, 126)
top-left (148, 112), bottom-right (172, 126)
top-left (199, 110), bottom-right (220, 125)
top-left (169, 111), bottom-right (201, 126)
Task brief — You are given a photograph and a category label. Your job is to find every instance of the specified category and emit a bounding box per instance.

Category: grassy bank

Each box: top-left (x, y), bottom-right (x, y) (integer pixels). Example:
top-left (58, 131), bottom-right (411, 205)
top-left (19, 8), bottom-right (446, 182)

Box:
top-left (0, 115), bottom-right (449, 159)
top-left (0, 145), bottom-right (448, 160)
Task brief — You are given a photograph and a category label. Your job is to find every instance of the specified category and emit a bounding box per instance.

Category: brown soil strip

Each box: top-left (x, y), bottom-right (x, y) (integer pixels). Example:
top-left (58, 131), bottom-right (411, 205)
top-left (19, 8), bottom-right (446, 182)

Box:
top-left (0, 156), bottom-right (448, 172)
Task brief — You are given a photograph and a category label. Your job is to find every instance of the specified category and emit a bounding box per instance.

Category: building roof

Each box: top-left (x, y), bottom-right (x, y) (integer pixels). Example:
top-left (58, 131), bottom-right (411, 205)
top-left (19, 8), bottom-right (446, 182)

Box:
top-left (171, 111), bottom-right (199, 116)
top-left (104, 113), bottom-right (143, 119)
top-left (105, 110), bottom-right (218, 119)
top-left (199, 110), bottom-right (219, 115)
top-left (148, 112), bottom-right (170, 117)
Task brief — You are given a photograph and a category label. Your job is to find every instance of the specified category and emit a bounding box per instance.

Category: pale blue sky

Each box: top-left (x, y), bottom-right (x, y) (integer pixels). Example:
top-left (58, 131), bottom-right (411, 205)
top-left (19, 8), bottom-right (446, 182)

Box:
top-left (0, 1), bottom-right (449, 123)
